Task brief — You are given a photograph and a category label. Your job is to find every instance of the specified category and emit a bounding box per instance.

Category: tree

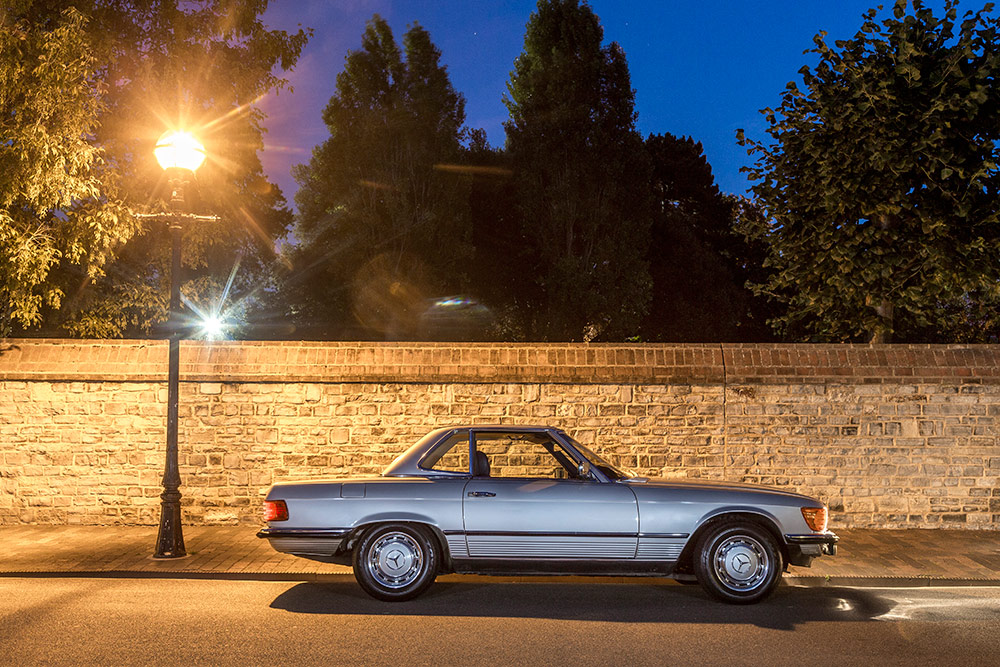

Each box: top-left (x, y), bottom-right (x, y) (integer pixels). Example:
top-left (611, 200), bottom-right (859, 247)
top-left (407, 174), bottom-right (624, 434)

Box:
top-left (641, 133), bottom-right (772, 342)
top-left (504, 0), bottom-right (652, 341)
top-left (0, 4), bottom-right (126, 337)
top-left (4, 0), bottom-right (308, 338)
top-left (462, 131), bottom-right (528, 340)
top-left (286, 16), bottom-right (470, 339)
top-left (739, 0), bottom-right (1000, 342)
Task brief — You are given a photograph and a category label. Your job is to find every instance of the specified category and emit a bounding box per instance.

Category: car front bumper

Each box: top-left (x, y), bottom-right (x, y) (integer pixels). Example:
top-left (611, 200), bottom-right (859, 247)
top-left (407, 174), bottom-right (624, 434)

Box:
top-left (784, 532), bottom-right (839, 567)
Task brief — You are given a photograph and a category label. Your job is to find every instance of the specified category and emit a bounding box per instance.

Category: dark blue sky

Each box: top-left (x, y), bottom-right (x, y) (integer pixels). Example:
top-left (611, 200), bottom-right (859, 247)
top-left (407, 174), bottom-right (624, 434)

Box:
top-left (259, 0), bottom-right (952, 206)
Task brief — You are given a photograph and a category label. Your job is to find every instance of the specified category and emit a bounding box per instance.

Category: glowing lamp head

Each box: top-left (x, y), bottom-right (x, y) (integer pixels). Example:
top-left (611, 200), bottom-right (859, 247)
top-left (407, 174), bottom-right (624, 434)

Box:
top-left (154, 130), bottom-right (206, 172)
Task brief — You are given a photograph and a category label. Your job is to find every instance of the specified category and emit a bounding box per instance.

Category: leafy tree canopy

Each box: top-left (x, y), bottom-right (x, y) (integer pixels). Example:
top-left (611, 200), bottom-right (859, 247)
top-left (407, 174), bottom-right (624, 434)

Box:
top-left (2, 0), bottom-right (308, 338)
top-left (286, 15), bottom-right (470, 339)
top-left (0, 4), bottom-right (116, 336)
top-left (504, 0), bottom-right (652, 341)
top-left (739, 0), bottom-right (1000, 342)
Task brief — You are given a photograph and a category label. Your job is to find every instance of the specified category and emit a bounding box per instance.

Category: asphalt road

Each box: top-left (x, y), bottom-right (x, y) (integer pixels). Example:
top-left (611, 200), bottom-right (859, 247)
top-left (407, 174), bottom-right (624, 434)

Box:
top-left (1, 578), bottom-right (998, 666)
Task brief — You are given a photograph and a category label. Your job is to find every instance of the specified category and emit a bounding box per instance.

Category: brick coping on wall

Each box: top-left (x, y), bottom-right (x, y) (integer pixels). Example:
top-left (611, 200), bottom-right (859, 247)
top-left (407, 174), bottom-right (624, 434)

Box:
top-left (2, 339), bottom-right (1000, 385)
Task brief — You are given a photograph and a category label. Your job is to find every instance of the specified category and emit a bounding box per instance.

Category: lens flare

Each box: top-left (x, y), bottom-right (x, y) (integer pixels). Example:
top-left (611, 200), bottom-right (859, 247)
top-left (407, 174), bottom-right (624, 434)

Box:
top-left (200, 314), bottom-right (226, 339)
top-left (181, 257), bottom-right (243, 340)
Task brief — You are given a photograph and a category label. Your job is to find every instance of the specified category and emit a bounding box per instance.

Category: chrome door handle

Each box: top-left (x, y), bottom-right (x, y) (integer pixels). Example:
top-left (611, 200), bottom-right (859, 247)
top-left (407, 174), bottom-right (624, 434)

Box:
top-left (467, 491), bottom-right (496, 498)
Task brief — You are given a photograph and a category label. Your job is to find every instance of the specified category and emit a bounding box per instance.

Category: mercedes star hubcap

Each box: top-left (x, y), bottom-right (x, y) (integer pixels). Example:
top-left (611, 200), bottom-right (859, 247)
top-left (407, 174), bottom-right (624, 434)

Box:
top-left (368, 532), bottom-right (423, 589)
top-left (713, 535), bottom-right (769, 591)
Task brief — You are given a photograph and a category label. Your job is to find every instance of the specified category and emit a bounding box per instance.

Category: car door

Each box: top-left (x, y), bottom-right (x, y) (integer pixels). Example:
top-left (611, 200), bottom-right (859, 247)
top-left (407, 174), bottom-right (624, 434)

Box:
top-left (462, 430), bottom-right (638, 559)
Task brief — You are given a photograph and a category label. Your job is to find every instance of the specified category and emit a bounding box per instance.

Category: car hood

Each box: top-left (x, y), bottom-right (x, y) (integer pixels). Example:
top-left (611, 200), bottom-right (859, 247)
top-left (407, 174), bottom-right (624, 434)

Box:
top-left (623, 477), bottom-right (818, 502)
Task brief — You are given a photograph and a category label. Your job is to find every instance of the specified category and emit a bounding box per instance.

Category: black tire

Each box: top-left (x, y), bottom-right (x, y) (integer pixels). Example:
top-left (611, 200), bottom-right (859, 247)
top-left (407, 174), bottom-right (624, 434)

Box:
top-left (352, 523), bottom-right (438, 601)
top-left (693, 521), bottom-right (782, 604)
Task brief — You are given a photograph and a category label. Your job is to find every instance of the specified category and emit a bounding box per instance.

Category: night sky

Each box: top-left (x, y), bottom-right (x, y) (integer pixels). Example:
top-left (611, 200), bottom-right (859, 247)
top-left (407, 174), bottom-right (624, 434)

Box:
top-left (259, 0), bottom-right (952, 208)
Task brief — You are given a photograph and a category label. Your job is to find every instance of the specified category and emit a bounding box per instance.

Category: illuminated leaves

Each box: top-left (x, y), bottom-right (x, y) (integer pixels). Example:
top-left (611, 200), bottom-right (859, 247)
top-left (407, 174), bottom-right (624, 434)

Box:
top-left (0, 6), bottom-right (118, 335)
top-left (1, 1), bottom-right (308, 338)
top-left (41, 0), bottom-right (307, 337)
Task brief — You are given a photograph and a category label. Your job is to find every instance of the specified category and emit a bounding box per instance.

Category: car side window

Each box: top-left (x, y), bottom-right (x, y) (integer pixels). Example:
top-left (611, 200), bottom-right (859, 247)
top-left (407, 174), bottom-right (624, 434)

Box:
top-left (421, 431), bottom-right (470, 473)
top-left (474, 432), bottom-right (582, 479)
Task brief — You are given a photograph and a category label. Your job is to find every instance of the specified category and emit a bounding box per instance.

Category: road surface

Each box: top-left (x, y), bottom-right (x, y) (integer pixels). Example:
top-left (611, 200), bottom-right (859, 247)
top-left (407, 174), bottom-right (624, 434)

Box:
top-left (1, 578), bottom-right (997, 665)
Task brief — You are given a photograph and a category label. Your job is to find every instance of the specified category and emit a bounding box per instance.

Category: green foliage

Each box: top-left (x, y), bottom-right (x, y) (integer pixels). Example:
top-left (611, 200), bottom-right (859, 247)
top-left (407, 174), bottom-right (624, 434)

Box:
top-left (739, 0), bottom-right (1000, 342)
top-left (0, 4), bottom-right (130, 336)
top-left (286, 16), bottom-right (470, 339)
top-left (504, 0), bottom-right (652, 341)
top-left (3, 0), bottom-right (308, 338)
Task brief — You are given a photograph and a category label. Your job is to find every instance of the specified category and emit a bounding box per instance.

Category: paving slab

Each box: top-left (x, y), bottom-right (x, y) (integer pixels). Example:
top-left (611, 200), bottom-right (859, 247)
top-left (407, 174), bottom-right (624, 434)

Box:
top-left (1, 526), bottom-right (999, 587)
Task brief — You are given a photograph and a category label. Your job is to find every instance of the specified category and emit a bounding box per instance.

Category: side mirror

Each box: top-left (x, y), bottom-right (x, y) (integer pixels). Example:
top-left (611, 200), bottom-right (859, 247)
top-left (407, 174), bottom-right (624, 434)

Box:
top-left (577, 461), bottom-right (591, 479)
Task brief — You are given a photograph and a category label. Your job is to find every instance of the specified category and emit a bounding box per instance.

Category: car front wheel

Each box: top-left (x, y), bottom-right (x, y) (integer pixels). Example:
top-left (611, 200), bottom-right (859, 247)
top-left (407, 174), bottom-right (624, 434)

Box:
top-left (693, 521), bottom-right (782, 604)
top-left (353, 523), bottom-right (438, 601)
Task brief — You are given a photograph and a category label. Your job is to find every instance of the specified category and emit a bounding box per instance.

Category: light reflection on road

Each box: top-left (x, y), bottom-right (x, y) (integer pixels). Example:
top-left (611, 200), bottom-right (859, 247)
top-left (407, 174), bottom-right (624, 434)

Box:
top-left (869, 587), bottom-right (1000, 621)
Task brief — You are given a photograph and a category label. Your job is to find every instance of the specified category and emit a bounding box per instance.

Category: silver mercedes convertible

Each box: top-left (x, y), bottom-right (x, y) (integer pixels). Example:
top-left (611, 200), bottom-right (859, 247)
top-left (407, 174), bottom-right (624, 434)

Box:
top-left (258, 425), bottom-right (838, 604)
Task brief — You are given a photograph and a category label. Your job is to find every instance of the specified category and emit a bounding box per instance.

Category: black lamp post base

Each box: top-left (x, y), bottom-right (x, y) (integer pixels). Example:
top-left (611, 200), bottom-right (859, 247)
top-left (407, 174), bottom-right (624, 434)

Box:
top-left (153, 498), bottom-right (186, 559)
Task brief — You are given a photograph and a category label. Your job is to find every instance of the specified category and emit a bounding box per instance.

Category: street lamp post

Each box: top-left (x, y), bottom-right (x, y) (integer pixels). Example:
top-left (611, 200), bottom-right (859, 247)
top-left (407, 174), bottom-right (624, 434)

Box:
top-left (151, 130), bottom-right (208, 559)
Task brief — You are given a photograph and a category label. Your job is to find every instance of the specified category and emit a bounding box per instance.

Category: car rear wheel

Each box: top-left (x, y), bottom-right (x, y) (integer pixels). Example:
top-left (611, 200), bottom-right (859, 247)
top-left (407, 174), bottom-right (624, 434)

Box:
top-left (353, 523), bottom-right (438, 601)
top-left (693, 521), bottom-right (781, 604)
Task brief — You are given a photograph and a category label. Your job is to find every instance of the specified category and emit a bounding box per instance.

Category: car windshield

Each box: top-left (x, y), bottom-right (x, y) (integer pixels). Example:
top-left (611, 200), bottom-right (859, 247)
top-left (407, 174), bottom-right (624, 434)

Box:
top-left (562, 434), bottom-right (635, 480)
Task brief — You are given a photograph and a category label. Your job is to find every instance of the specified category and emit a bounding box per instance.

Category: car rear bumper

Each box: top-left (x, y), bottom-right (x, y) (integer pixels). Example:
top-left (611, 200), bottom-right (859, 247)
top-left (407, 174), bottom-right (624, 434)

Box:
top-left (257, 528), bottom-right (352, 539)
top-left (257, 527), bottom-right (352, 560)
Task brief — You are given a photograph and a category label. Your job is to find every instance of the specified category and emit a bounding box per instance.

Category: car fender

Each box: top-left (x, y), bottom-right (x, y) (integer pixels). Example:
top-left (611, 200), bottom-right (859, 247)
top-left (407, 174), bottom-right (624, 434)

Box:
top-left (695, 506), bottom-right (791, 546)
top-left (674, 506), bottom-right (788, 570)
top-left (696, 505), bottom-right (783, 533)
top-left (352, 510), bottom-right (444, 530)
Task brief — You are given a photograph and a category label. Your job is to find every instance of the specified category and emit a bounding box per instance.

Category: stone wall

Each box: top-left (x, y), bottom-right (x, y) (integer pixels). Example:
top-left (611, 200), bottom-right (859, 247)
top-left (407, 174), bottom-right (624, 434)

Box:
top-left (0, 340), bottom-right (997, 528)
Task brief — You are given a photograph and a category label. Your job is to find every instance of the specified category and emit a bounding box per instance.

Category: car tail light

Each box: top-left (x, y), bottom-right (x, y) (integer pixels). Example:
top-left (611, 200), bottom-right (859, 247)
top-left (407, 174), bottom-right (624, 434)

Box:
top-left (801, 506), bottom-right (828, 532)
top-left (263, 500), bottom-right (288, 522)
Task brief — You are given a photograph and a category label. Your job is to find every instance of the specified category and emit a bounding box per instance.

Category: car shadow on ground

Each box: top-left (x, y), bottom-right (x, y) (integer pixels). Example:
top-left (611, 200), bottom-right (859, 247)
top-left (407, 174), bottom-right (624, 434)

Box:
top-left (269, 581), bottom-right (894, 630)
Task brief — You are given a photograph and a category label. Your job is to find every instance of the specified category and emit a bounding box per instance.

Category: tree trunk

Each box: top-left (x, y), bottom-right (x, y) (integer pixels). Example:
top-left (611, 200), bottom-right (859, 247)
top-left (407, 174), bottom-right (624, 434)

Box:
top-left (870, 299), bottom-right (894, 343)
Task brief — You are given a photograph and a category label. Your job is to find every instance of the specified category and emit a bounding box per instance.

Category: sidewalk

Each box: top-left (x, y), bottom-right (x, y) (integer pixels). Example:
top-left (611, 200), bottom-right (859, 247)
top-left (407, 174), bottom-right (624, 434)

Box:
top-left (1, 526), bottom-right (999, 587)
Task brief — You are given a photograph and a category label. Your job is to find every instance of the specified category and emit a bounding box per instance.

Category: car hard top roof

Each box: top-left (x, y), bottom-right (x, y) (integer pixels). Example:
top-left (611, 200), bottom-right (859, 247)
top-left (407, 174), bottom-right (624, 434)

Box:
top-left (381, 425), bottom-right (569, 477)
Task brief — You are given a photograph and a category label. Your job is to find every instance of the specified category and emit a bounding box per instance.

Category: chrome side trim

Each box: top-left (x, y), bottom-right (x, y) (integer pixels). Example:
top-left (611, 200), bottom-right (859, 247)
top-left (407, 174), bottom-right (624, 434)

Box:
top-left (446, 533), bottom-right (469, 559)
top-left (467, 535), bottom-right (637, 559)
top-left (444, 531), bottom-right (689, 561)
top-left (463, 531), bottom-right (638, 538)
top-left (442, 531), bottom-right (688, 539)
top-left (636, 536), bottom-right (686, 561)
